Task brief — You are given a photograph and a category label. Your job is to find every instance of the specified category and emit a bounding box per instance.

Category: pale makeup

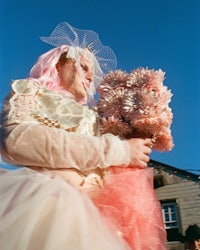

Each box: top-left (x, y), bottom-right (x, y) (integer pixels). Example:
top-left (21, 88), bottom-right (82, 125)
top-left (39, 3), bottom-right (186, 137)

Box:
top-left (56, 52), bottom-right (94, 102)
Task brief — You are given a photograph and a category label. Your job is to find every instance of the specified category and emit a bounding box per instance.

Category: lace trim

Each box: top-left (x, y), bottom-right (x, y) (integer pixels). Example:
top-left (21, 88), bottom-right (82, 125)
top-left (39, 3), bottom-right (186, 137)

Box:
top-left (5, 79), bottom-right (97, 135)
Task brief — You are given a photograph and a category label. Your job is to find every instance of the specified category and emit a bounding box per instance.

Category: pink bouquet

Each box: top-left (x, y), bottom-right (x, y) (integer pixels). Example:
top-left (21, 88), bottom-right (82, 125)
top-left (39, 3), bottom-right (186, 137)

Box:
top-left (97, 68), bottom-right (174, 151)
top-left (95, 68), bottom-right (171, 249)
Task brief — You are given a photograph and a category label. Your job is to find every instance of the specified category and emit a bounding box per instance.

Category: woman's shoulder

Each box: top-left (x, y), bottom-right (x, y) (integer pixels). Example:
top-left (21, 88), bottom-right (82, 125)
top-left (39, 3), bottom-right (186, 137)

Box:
top-left (5, 79), bottom-right (96, 131)
top-left (10, 79), bottom-right (42, 95)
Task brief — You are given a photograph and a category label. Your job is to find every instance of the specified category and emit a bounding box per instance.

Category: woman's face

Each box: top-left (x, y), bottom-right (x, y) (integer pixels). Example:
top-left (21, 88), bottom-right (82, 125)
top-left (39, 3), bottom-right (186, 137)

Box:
top-left (188, 239), bottom-right (200, 250)
top-left (56, 51), bottom-right (94, 102)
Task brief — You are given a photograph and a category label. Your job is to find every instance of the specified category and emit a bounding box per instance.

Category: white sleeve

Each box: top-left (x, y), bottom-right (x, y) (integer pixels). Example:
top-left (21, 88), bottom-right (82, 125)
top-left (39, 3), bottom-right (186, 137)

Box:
top-left (1, 123), bottom-right (131, 171)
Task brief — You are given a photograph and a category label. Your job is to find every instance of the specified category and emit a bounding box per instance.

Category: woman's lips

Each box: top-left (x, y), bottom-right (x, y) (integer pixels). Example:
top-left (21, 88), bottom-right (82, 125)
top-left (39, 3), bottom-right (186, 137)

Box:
top-left (82, 82), bottom-right (86, 91)
top-left (82, 82), bottom-right (89, 91)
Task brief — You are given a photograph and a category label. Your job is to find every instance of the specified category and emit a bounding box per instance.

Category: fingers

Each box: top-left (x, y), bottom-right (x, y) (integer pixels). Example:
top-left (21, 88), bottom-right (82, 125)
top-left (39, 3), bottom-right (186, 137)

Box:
top-left (144, 138), bottom-right (154, 148)
top-left (127, 138), bottom-right (152, 168)
top-left (135, 154), bottom-right (150, 168)
top-left (136, 161), bottom-right (147, 169)
top-left (143, 140), bottom-right (152, 163)
top-left (142, 153), bottom-right (150, 163)
top-left (144, 145), bottom-right (152, 155)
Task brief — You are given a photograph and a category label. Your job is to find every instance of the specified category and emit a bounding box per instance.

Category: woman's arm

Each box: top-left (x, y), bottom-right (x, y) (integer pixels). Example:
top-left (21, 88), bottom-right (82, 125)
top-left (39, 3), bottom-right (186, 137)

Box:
top-left (1, 79), bottom-right (150, 171)
top-left (1, 123), bottom-right (131, 171)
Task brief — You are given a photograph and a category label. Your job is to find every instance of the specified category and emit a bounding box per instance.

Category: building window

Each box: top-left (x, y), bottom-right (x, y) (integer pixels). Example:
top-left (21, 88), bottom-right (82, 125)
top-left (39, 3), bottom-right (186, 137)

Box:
top-left (161, 200), bottom-right (181, 242)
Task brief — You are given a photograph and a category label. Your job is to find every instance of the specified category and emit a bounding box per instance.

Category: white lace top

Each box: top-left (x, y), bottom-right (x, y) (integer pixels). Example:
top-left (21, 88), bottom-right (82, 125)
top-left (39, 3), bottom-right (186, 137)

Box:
top-left (4, 79), bottom-right (97, 134)
top-left (1, 79), bottom-right (131, 196)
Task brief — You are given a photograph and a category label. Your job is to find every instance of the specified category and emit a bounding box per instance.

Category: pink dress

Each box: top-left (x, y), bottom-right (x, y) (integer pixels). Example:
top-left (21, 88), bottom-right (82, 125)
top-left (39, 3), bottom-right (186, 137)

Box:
top-left (94, 167), bottom-right (167, 250)
top-left (0, 79), bottom-right (167, 249)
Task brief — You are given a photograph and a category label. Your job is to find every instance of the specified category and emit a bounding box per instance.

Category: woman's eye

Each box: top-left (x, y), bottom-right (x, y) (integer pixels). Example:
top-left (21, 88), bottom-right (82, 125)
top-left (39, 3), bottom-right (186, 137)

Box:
top-left (81, 64), bottom-right (88, 71)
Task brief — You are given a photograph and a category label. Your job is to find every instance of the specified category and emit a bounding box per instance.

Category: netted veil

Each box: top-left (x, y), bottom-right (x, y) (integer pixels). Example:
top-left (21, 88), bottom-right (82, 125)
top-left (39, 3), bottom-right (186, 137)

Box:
top-left (39, 22), bottom-right (117, 102)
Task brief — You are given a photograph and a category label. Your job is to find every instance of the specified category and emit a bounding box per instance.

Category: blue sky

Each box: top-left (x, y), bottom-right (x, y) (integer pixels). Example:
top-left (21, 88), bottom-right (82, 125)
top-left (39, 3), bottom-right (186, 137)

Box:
top-left (1, 0), bottom-right (200, 174)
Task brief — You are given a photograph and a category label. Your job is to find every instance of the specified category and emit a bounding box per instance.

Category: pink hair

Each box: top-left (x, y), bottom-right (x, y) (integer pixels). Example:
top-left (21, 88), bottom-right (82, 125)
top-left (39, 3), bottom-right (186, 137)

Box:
top-left (29, 45), bottom-right (102, 104)
top-left (29, 45), bottom-right (69, 91)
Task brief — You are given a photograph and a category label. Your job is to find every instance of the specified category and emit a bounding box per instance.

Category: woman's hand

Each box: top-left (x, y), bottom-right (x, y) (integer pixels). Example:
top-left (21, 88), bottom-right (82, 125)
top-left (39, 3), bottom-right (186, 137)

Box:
top-left (127, 138), bottom-right (152, 168)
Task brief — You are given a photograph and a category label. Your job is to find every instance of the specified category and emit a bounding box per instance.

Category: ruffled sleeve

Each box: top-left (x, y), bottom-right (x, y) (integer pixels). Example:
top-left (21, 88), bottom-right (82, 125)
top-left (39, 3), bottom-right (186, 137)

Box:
top-left (0, 79), bottom-right (131, 171)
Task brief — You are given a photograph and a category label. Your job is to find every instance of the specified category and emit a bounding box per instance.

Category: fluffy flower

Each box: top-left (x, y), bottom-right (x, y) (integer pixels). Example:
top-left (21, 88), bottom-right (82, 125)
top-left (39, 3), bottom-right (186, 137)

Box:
top-left (98, 88), bottom-right (125, 118)
top-left (100, 116), bottom-right (133, 138)
top-left (97, 68), bottom-right (174, 151)
top-left (98, 70), bottom-right (129, 93)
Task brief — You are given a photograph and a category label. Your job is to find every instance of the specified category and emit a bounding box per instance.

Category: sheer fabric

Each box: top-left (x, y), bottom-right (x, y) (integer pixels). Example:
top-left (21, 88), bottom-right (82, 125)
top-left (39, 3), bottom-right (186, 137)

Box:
top-left (1, 79), bottom-right (130, 171)
top-left (94, 167), bottom-right (168, 250)
top-left (0, 79), bottom-right (167, 249)
top-left (0, 168), bottom-right (130, 250)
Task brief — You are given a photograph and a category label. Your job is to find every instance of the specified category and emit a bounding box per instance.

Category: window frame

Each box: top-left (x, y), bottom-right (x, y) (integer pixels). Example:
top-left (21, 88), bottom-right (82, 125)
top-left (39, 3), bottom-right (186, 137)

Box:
top-left (160, 200), bottom-right (183, 242)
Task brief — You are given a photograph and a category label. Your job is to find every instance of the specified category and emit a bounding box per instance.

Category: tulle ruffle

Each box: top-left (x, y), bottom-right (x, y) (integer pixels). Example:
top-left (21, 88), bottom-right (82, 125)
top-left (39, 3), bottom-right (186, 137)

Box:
top-left (0, 167), bottom-right (130, 250)
top-left (94, 167), bottom-right (168, 250)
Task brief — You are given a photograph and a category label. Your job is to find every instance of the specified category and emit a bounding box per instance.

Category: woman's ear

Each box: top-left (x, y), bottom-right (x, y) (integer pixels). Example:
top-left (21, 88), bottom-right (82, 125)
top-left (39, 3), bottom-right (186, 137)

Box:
top-left (56, 62), bottom-right (60, 72)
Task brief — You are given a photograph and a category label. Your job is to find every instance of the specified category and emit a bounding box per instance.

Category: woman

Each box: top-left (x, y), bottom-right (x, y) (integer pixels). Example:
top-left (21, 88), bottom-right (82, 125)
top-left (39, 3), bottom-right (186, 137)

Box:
top-left (0, 22), bottom-right (165, 249)
top-left (185, 224), bottom-right (200, 250)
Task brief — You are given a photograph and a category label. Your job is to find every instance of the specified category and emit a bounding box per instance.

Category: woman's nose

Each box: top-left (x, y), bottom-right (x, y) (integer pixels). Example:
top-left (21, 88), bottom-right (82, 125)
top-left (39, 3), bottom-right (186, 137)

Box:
top-left (86, 71), bottom-right (93, 83)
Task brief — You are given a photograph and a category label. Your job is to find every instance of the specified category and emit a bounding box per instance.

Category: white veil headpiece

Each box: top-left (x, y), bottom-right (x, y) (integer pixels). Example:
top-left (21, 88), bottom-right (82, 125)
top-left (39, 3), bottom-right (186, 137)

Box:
top-left (40, 22), bottom-right (117, 103)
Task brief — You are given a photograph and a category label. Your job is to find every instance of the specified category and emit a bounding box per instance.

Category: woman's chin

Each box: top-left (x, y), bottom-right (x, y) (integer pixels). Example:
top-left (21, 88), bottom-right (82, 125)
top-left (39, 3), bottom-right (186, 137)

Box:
top-left (76, 95), bottom-right (87, 104)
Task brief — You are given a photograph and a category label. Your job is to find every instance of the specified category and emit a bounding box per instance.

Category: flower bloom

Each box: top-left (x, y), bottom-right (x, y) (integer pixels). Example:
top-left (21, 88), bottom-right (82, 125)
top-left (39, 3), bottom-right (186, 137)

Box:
top-left (97, 68), bottom-right (174, 151)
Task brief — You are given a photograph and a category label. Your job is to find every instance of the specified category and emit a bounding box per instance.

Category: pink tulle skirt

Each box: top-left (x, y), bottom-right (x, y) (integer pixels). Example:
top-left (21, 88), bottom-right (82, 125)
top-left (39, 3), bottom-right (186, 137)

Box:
top-left (94, 167), bottom-right (168, 250)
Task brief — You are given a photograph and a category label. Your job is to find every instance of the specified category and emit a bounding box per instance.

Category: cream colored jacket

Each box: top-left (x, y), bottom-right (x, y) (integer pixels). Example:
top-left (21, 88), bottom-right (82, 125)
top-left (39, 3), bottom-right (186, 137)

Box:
top-left (0, 79), bottom-right (131, 196)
